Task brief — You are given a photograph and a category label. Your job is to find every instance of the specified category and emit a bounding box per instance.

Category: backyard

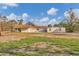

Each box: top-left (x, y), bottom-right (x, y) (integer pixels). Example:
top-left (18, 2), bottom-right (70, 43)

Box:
top-left (0, 32), bottom-right (79, 56)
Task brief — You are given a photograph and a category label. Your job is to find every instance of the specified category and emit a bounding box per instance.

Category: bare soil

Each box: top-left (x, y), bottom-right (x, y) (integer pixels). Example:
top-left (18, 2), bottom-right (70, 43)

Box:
top-left (1, 32), bottom-right (79, 42)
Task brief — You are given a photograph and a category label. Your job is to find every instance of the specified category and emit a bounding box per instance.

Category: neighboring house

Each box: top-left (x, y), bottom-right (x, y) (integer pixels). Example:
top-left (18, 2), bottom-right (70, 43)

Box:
top-left (14, 24), bottom-right (47, 32)
top-left (47, 26), bottom-right (66, 33)
top-left (33, 26), bottom-right (47, 32)
top-left (22, 26), bottom-right (38, 32)
top-left (22, 24), bottom-right (47, 32)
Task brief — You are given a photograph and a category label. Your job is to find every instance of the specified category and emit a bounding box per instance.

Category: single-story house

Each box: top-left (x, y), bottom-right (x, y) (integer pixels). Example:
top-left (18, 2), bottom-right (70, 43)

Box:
top-left (21, 24), bottom-right (47, 32)
top-left (14, 24), bottom-right (47, 32)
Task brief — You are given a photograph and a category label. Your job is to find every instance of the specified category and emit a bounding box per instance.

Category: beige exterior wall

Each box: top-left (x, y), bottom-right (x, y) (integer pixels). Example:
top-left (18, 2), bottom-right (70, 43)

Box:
top-left (21, 28), bottom-right (38, 32)
top-left (21, 27), bottom-right (66, 33)
top-left (47, 27), bottom-right (66, 33)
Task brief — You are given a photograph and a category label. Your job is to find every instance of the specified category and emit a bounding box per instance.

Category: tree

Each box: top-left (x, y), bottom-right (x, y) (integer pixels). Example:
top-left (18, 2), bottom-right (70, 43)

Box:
top-left (0, 15), bottom-right (8, 36)
top-left (27, 21), bottom-right (35, 26)
top-left (64, 8), bottom-right (79, 32)
top-left (2, 16), bottom-right (8, 31)
top-left (8, 20), bottom-right (17, 32)
top-left (48, 24), bottom-right (52, 27)
top-left (17, 19), bottom-right (23, 32)
top-left (0, 16), bottom-right (3, 36)
top-left (18, 19), bottom-right (23, 25)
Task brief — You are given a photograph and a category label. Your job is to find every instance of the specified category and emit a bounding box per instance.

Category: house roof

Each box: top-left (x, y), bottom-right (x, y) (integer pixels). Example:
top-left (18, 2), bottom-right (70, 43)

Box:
top-left (33, 26), bottom-right (47, 29)
top-left (25, 24), bottom-right (47, 29)
top-left (14, 24), bottom-right (26, 29)
top-left (14, 24), bottom-right (47, 29)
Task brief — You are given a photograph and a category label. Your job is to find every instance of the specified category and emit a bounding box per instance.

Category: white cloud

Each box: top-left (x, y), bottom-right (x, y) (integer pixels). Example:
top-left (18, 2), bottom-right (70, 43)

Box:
top-left (32, 17), bottom-right (58, 26)
top-left (58, 17), bottom-right (61, 20)
top-left (47, 8), bottom-right (58, 16)
top-left (40, 17), bottom-right (49, 22)
top-left (22, 13), bottom-right (29, 18)
top-left (2, 6), bottom-right (8, 9)
top-left (52, 19), bottom-right (56, 22)
top-left (0, 3), bottom-right (19, 9)
top-left (73, 9), bottom-right (79, 17)
top-left (0, 3), bottom-right (18, 7)
top-left (7, 13), bottom-right (17, 20)
top-left (7, 12), bottom-right (58, 26)
top-left (7, 13), bottom-right (30, 23)
top-left (30, 17), bottom-right (50, 26)
top-left (64, 11), bottom-right (70, 18)
top-left (22, 13), bottom-right (30, 23)
top-left (48, 19), bottom-right (57, 25)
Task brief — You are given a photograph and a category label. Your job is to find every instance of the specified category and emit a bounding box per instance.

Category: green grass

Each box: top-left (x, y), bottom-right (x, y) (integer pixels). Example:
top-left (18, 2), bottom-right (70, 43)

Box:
top-left (51, 38), bottom-right (79, 51)
top-left (0, 37), bottom-right (50, 49)
top-left (0, 37), bottom-right (79, 55)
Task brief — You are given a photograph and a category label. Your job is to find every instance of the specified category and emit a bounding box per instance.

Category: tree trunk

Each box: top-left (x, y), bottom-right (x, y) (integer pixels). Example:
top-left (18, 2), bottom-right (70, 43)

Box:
top-left (0, 32), bottom-right (1, 36)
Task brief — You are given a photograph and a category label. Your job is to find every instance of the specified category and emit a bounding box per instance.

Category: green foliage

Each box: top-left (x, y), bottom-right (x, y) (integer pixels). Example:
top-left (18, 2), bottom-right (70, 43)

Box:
top-left (57, 8), bottom-right (79, 32)
top-left (65, 9), bottom-right (79, 32)
top-left (18, 19), bottom-right (23, 25)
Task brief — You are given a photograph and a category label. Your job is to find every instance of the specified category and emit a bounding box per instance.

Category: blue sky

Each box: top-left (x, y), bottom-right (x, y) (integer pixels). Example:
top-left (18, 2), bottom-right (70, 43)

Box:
top-left (0, 3), bottom-right (79, 26)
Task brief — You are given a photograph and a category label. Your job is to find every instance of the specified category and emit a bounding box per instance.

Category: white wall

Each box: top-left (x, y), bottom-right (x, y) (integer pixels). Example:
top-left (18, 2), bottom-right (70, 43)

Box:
top-left (21, 28), bottom-right (38, 32)
top-left (47, 27), bottom-right (66, 33)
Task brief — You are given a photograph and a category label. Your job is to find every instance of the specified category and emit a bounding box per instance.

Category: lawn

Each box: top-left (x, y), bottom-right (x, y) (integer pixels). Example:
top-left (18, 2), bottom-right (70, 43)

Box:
top-left (0, 36), bottom-right (79, 56)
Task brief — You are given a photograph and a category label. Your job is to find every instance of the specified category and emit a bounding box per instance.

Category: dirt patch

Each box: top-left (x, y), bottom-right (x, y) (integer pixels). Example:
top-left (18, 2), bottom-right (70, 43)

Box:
top-left (0, 32), bottom-right (26, 42)
top-left (4, 45), bottom-right (71, 56)
top-left (1, 32), bottom-right (79, 42)
top-left (32, 42), bottom-right (49, 48)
